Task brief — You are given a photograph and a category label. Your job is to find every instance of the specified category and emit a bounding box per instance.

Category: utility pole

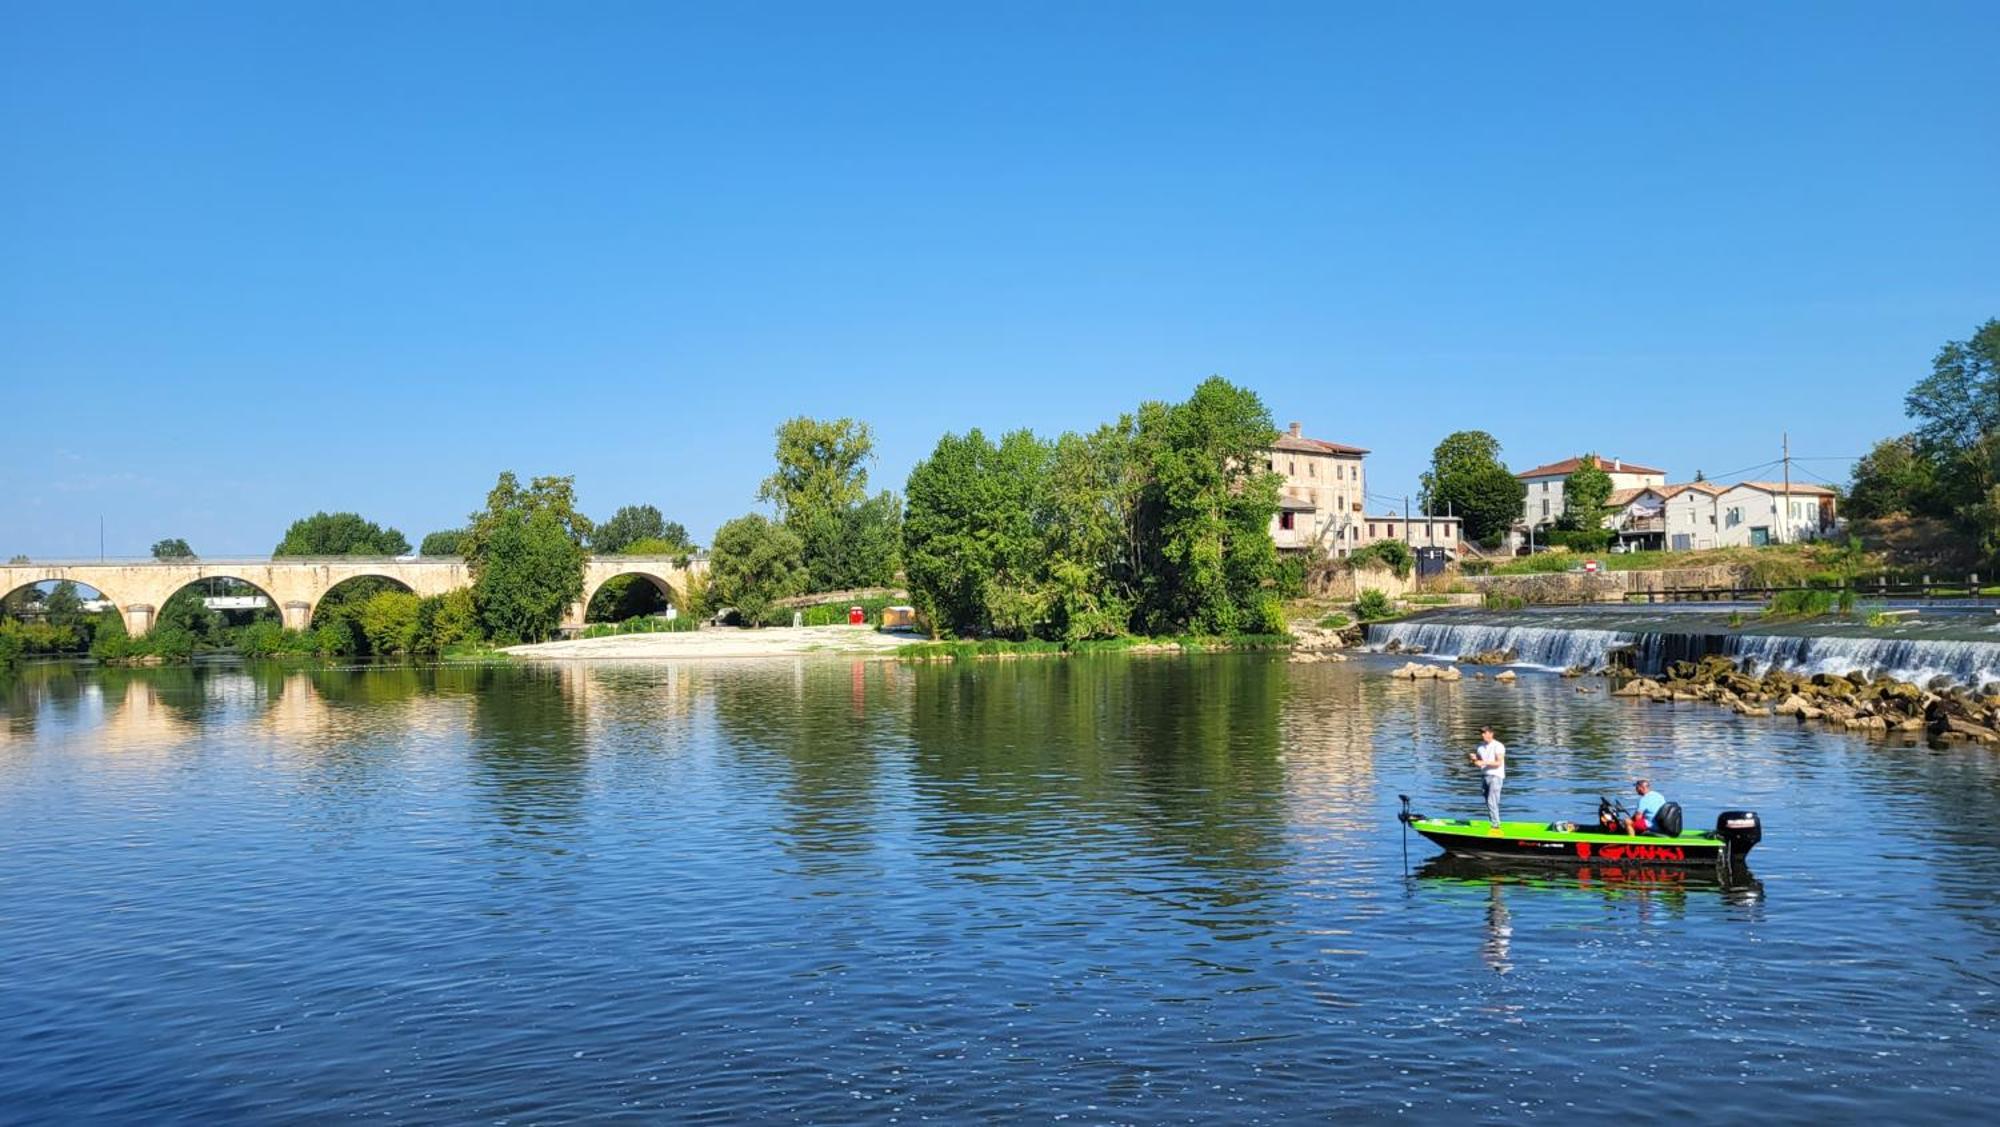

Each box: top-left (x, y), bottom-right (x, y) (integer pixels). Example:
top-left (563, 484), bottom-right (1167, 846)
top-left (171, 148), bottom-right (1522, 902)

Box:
top-left (1781, 432), bottom-right (1792, 545)
top-left (1403, 495), bottom-right (1411, 547)
top-left (100, 515), bottom-right (105, 561)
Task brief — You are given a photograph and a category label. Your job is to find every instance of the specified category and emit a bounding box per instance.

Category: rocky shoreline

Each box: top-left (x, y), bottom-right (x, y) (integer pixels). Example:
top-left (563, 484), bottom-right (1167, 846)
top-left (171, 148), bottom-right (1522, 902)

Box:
top-left (1605, 655), bottom-right (2000, 744)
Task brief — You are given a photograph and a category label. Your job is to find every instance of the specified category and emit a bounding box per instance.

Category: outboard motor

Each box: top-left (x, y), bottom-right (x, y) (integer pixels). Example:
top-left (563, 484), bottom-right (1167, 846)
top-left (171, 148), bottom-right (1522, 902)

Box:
top-left (1655, 801), bottom-right (1684, 838)
top-left (1715, 810), bottom-right (1762, 861)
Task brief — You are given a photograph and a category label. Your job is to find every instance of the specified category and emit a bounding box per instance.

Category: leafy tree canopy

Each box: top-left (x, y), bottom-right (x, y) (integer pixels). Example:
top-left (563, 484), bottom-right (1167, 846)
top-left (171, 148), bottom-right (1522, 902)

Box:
top-left (471, 506), bottom-right (587, 643)
top-left (1906, 318), bottom-right (2000, 451)
top-left (1418, 430), bottom-right (1525, 543)
top-left (1845, 435), bottom-right (1940, 520)
top-left (707, 514), bottom-right (807, 626)
top-left (593, 504), bottom-right (691, 554)
top-left (1556, 455), bottom-right (1614, 531)
top-left (273, 512), bottom-right (410, 557)
top-left (465, 472), bottom-right (592, 571)
top-left (419, 529), bottom-right (467, 557)
top-left (758, 417), bottom-right (874, 519)
top-left (151, 538), bottom-right (194, 559)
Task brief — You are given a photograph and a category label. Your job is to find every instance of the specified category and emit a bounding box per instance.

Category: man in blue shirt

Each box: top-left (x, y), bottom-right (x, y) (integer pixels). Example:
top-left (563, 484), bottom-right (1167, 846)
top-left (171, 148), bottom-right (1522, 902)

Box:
top-left (1631, 779), bottom-right (1667, 832)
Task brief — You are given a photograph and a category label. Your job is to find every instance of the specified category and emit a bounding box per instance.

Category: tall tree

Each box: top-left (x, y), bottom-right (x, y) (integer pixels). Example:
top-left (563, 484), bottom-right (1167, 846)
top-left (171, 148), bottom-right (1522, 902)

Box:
top-left (902, 429), bottom-right (1043, 637)
top-left (465, 473), bottom-right (591, 642)
top-left (1556, 455), bottom-right (1614, 532)
top-left (593, 504), bottom-right (690, 554)
top-left (758, 417), bottom-right (880, 591)
top-left (707, 514), bottom-right (807, 626)
top-left (1418, 430), bottom-right (1526, 543)
top-left (1131, 377), bottom-right (1283, 636)
top-left (465, 473), bottom-right (593, 570)
top-left (1906, 318), bottom-right (2000, 452)
top-left (273, 512), bottom-right (411, 556)
top-left (419, 528), bottom-right (467, 556)
top-left (1846, 435), bottom-right (1939, 519)
top-left (151, 538), bottom-right (194, 559)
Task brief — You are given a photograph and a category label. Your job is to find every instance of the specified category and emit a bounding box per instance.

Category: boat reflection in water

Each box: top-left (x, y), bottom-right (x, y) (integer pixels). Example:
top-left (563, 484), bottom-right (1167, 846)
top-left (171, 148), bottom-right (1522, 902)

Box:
top-left (1414, 853), bottom-right (1766, 950)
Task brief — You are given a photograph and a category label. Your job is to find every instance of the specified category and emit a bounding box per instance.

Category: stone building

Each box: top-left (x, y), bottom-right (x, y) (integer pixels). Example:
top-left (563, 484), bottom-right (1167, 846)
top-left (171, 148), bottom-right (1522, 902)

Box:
top-left (1264, 422), bottom-right (1368, 556)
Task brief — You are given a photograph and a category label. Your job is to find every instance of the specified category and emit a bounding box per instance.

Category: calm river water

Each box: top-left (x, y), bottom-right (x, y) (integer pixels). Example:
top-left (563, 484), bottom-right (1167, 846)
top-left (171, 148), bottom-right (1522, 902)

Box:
top-left (2, 655), bottom-right (1996, 1122)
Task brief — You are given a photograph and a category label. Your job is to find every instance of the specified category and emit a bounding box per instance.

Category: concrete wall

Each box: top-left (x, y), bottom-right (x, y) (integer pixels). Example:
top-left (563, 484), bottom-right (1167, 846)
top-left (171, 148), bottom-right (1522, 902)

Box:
top-left (0, 556), bottom-right (707, 636)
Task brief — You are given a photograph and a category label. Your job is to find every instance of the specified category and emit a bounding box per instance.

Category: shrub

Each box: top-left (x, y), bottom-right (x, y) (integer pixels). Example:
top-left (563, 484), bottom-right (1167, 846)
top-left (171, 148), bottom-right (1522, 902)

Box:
top-left (1317, 612), bottom-right (1350, 629)
top-left (1545, 528), bottom-right (1613, 553)
top-left (1356, 588), bottom-right (1395, 621)
top-left (1349, 540), bottom-right (1414, 578)
top-left (1763, 589), bottom-right (1834, 618)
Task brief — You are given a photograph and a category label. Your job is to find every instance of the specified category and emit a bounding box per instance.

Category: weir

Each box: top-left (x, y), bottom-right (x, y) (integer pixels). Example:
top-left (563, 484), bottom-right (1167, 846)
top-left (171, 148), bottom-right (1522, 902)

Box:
top-left (1366, 607), bottom-right (2000, 689)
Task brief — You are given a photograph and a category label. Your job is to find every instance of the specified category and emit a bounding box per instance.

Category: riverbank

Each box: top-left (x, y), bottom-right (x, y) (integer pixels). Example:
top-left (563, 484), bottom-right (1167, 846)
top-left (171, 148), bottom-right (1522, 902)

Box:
top-left (502, 624), bottom-right (912, 660)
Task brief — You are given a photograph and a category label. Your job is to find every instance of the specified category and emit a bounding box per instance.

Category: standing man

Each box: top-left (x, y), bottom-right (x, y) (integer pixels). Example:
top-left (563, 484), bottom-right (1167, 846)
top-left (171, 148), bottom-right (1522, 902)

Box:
top-left (1470, 726), bottom-right (1507, 828)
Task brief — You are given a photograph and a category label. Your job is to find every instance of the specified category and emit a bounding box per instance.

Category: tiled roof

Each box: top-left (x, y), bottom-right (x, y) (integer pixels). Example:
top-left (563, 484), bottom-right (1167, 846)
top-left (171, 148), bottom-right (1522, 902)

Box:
top-left (1606, 486), bottom-right (1670, 507)
top-left (1658, 482), bottom-right (1726, 499)
top-left (1734, 481), bottom-right (1839, 497)
top-left (1516, 455), bottom-right (1668, 479)
top-left (1271, 434), bottom-right (1370, 456)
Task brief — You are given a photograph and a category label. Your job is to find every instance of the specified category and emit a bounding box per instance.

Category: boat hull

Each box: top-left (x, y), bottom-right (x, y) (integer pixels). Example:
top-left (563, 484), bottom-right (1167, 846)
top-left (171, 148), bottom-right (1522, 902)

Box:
top-left (1409, 818), bottom-right (1741, 867)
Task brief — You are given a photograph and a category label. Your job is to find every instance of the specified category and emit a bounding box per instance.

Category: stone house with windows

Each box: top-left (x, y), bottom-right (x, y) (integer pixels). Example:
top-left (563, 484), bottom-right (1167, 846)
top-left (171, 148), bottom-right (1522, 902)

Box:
top-left (1264, 422), bottom-right (1368, 556)
top-left (1653, 480), bottom-right (1838, 550)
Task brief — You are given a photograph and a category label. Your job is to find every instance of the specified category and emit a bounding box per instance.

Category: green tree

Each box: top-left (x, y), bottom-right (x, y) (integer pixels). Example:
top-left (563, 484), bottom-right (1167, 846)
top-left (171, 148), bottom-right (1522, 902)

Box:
top-left (472, 507), bottom-right (588, 643)
top-left (151, 538), bottom-right (194, 559)
top-left (1906, 318), bottom-right (2000, 452)
top-left (707, 514), bottom-right (807, 626)
top-left (1846, 434), bottom-right (1940, 519)
top-left (273, 512), bottom-right (411, 556)
top-left (465, 472), bottom-right (591, 642)
top-left (465, 472), bottom-right (593, 570)
top-left (1034, 425), bottom-right (1139, 640)
top-left (1131, 377), bottom-right (1283, 636)
top-left (419, 529), bottom-right (467, 556)
top-left (593, 504), bottom-right (691, 554)
top-left (41, 581), bottom-right (83, 627)
top-left (1418, 430), bottom-right (1526, 544)
top-left (758, 417), bottom-right (880, 591)
top-left (1556, 455), bottom-right (1614, 532)
top-left (358, 590), bottom-right (423, 655)
top-left (902, 429), bottom-right (1044, 637)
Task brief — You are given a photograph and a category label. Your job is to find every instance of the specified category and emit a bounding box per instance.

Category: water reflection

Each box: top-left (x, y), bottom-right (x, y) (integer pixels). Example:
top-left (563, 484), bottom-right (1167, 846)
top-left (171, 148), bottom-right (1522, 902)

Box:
top-left (0, 654), bottom-right (1997, 1121)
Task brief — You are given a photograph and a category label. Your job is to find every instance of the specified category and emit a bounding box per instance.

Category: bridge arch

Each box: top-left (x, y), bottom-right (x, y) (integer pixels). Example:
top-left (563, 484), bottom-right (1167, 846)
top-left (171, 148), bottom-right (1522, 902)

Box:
top-left (306, 573), bottom-right (419, 629)
top-left (150, 574), bottom-right (283, 642)
top-left (584, 570), bottom-right (684, 623)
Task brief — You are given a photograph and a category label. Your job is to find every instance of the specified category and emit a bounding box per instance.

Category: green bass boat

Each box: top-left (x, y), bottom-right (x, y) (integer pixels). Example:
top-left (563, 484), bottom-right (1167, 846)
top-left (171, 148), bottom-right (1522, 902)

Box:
top-left (1398, 795), bottom-right (1762, 868)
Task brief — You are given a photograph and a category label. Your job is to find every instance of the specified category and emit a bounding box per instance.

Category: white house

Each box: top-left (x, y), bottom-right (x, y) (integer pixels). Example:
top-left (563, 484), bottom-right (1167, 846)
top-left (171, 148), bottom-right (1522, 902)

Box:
top-left (1265, 422), bottom-right (1369, 555)
top-left (1357, 512), bottom-right (1463, 554)
top-left (1712, 482), bottom-right (1839, 547)
top-left (1514, 455), bottom-right (1668, 547)
top-left (1660, 482), bottom-right (1728, 550)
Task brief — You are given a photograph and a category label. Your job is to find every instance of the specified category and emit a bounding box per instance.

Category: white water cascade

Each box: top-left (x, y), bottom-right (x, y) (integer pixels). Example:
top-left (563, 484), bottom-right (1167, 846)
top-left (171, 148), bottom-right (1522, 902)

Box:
top-left (1366, 617), bottom-right (2000, 689)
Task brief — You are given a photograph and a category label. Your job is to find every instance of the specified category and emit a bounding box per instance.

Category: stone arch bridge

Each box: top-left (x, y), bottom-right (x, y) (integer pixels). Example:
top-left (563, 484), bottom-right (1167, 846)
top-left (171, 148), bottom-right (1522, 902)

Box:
top-left (0, 556), bottom-right (706, 636)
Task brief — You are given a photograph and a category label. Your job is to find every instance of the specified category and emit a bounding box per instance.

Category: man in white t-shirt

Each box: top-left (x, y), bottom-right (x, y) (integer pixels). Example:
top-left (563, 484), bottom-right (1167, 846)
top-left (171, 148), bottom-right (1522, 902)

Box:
top-left (1470, 727), bottom-right (1506, 827)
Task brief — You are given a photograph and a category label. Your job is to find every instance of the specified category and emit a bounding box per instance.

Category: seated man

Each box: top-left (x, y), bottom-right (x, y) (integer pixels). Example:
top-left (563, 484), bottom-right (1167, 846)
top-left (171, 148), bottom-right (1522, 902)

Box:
top-left (1630, 779), bottom-right (1667, 834)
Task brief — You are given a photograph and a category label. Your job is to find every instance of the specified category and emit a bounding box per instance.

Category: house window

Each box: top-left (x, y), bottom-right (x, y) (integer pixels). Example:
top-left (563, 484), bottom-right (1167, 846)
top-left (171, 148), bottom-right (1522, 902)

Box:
top-left (1309, 462), bottom-right (1317, 478)
top-left (1289, 461), bottom-right (1296, 475)
top-left (1541, 499), bottom-right (1549, 518)
top-left (1280, 512), bottom-right (1296, 531)
top-left (1368, 523), bottom-right (1376, 538)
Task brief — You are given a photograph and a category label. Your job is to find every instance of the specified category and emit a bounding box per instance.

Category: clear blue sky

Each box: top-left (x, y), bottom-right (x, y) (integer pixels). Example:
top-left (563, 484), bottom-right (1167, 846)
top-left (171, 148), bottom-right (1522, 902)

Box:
top-left (4, 1), bottom-right (1996, 557)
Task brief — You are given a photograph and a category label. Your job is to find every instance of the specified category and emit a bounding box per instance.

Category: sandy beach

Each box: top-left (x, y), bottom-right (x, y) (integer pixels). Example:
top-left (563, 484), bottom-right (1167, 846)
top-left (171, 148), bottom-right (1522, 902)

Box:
top-left (501, 624), bottom-right (912, 661)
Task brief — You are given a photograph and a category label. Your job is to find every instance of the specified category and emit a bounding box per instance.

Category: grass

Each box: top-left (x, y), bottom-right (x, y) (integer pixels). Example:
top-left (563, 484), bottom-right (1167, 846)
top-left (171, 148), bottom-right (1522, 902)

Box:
top-left (895, 634), bottom-right (1293, 662)
top-left (1486, 543), bottom-right (1864, 582)
top-left (1316, 613), bottom-right (1350, 629)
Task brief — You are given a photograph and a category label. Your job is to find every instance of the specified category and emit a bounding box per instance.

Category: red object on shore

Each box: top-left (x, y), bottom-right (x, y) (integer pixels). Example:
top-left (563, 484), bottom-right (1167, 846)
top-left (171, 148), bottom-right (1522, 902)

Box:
top-left (848, 606), bottom-right (865, 625)
top-left (1584, 559), bottom-right (1600, 574)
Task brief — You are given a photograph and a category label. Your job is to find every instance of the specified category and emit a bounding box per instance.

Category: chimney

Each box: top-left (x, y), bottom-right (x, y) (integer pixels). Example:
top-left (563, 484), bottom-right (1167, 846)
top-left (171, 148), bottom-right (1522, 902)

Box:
top-left (1613, 457), bottom-right (1622, 471)
top-left (1288, 421), bottom-right (1302, 438)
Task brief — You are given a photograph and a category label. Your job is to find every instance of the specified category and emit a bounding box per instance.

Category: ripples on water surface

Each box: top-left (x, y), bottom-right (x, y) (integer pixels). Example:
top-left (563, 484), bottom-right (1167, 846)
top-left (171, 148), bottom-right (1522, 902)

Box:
top-left (2, 656), bottom-right (1996, 1122)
